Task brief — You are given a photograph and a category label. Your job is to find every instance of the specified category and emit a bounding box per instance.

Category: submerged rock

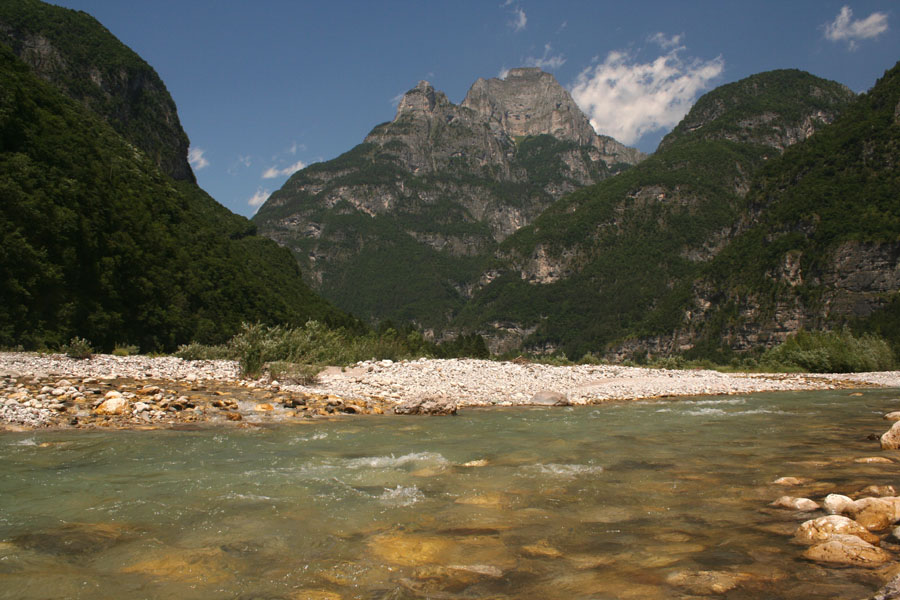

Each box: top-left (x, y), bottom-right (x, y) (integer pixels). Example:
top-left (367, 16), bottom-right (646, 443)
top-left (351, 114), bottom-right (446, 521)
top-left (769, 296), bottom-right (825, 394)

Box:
top-left (12, 522), bottom-right (132, 556)
top-left (666, 570), bottom-right (750, 595)
top-left (771, 496), bottom-right (820, 511)
top-left (801, 534), bottom-right (891, 567)
top-left (868, 574), bottom-right (900, 600)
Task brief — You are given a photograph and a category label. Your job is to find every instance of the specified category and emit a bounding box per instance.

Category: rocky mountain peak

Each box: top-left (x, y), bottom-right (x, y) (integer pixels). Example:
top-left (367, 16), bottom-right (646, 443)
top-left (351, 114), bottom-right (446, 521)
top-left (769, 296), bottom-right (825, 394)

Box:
top-left (462, 68), bottom-right (592, 144)
top-left (462, 67), bottom-right (642, 165)
top-left (395, 80), bottom-right (451, 118)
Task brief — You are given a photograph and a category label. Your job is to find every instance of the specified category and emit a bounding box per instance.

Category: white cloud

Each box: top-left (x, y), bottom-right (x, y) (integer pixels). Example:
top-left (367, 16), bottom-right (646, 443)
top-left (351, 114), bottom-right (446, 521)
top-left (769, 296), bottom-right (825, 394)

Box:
top-left (188, 147), bottom-right (209, 170)
top-left (525, 43), bottom-right (566, 70)
top-left (498, 66), bottom-right (510, 80)
top-left (648, 32), bottom-right (683, 50)
top-left (825, 6), bottom-right (888, 50)
top-left (509, 7), bottom-right (526, 32)
top-left (248, 187), bottom-right (270, 208)
top-left (390, 91), bottom-right (406, 106)
top-left (570, 45), bottom-right (724, 146)
top-left (262, 160), bottom-right (306, 179)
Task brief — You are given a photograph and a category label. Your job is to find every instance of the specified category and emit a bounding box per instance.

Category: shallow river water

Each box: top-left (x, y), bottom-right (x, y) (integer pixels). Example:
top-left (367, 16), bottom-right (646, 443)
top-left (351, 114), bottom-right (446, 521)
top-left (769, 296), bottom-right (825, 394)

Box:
top-left (2, 389), bottom-right (900, 599)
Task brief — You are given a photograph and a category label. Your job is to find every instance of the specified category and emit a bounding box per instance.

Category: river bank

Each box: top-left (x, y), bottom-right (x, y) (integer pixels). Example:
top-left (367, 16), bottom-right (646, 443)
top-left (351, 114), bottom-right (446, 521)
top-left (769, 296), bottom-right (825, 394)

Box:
top-left (1, 351), bottom-right (899, 430)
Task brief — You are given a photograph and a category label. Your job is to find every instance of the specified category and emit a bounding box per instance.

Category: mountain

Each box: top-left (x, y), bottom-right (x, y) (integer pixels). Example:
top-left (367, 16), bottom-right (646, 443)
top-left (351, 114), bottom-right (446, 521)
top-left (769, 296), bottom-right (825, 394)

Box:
top-left (451, 70), bottom-right (858, 357)
top-left (253, 68), bottom-right (644, 328)
top-left (0, 1), bottom-right (352, 352)
top-left (0, 0), bottom-right (193, 182)
top-left (617, 62), bottom-right (900, 360)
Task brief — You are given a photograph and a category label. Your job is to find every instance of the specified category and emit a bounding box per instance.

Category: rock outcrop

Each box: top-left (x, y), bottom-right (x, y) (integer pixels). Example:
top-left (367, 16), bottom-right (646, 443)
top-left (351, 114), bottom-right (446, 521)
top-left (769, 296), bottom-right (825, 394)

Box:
top-left (255, 69), bottom-right (643, 327)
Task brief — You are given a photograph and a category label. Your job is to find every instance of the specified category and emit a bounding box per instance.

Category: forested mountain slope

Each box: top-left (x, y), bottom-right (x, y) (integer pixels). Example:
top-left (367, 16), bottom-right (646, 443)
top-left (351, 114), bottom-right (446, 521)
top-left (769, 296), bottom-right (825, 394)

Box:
top-left (0, 8), bottom-right (352, 352)
top-left (451, 70), bottom-right (857, 357)
top-left (253, 69), bottom-right (643, 328)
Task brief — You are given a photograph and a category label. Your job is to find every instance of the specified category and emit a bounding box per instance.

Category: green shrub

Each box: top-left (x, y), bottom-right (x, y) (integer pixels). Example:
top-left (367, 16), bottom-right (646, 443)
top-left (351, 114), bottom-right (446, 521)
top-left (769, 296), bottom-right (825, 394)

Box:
top-left (175, 342), bottom-right (232, 361)
top-left (112, 344), bottom-right (140, 357)
top-left (62, 337), bottom-right (93, 360)
top-left (761, 329), bottom-right (896, 373)
top-left (268, 361), bottom-right (323, 385)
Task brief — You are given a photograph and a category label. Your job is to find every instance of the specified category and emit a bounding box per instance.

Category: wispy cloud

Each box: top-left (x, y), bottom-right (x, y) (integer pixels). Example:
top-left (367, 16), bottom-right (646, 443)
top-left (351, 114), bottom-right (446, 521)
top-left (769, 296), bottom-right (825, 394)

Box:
top-left (288, 141), bottom-right (306, 155)
top-left (570, 40), bottom-right (723, 146)
top-left (262, 160), bottom-right (306, 179)
top-left (248, 187), bottom-right (270, 209)
top-left (648, 32), bottom-right (683, 50)
top-left (188, 147), bottom-right (209, 170)
top-left (498, 66), bottom-right (510, 80)
top-left (391, 91), bottom-right (406, 107)
top-left (509, 6), bottom-right (526, 32)
top-left (525, 43), bottom-right (566, 70)
top-left (824, 6), bottom-right (888, 50)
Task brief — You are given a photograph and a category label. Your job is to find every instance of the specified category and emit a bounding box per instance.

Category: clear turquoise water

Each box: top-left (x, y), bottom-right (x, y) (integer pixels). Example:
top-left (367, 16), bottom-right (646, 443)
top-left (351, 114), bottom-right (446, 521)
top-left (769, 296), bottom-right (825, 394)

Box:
top-left (1, 389), bottom-right (899, 599)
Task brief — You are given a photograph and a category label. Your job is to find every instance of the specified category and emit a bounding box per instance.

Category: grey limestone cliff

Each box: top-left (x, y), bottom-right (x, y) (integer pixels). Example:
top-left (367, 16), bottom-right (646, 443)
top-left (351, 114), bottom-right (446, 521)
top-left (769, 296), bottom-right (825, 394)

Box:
top-left (254, 68), bottom-right (644, 326)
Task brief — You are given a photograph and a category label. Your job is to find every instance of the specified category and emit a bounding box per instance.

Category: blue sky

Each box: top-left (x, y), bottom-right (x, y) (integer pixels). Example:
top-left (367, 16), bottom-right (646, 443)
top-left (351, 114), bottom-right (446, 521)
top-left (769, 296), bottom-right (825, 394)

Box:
top-left (49, 1), bottom-right (900, 217)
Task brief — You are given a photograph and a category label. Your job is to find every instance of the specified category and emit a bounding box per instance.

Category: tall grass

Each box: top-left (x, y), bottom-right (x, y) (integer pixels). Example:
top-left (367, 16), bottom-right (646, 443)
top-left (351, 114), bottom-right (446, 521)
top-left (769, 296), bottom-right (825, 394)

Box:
top-left (176, 321), bottom-right (429, 378)
top-left (761, 329), bottom-right (896, 373)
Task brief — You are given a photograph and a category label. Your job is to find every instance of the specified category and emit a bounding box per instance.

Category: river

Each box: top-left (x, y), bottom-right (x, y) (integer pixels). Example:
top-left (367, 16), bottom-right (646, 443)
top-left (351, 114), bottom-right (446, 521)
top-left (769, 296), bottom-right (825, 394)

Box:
top-left (1, 389), bottom-right (898, 599)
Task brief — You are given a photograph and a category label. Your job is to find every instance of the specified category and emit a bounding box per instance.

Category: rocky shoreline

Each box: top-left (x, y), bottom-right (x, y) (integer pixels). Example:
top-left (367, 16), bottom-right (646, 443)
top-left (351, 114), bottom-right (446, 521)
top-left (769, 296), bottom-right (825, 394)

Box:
top-left (1, 351), bottom-right (899, 430)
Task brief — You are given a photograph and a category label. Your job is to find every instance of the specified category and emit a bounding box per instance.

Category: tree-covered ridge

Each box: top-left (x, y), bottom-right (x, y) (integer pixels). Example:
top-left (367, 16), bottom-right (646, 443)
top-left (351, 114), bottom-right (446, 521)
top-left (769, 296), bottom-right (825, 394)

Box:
top-left (453, 70), bottom-right (858, 358)
top-left (0, 43), bottom-right (353, 352)
top-left (652, 60), bottom-right (900, 359)
top-left (659, 69), bottom-right (856, 152)
top-left (0, 0), bottom-right (194, 181)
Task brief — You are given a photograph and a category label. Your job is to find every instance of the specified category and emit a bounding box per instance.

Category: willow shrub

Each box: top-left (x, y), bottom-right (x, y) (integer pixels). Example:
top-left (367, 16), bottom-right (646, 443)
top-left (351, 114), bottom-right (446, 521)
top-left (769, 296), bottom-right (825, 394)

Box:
top-left (761, 329), bottom-right (895, 373)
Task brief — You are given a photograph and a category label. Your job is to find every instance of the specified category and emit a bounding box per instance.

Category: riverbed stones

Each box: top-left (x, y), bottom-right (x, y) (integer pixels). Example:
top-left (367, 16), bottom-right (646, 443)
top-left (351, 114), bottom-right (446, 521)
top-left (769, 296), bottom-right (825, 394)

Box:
top-left (666, 570), bottom-right (750, 595)
top-left (393, 397), bottom-right (457, 415)
top-left (530, 391), bottom-right (570, 406)
top-left (801, 534), bottom-right (892, 566)
top-left (520, 539), bottom-right (563, 558)
top-left (882, 421), bottom-right (900, 449)
top-left (794, 515), bottom-right (881, 545)
top-left (120, 546), bottom-right (231, 583)
top-left (289, 590), bottom-right (343, 600)
top-left (773, 476), bottom-right (813, 486)
top-left (885, 412), bottom-right (900, 421)
top-left (849, 497), bottom-right (900, 531)
top-left (771, 496), bottom-right (820, 511)
top-left (824, 493), bottom-right (855, 515)
top-left (94, 392), bottom-right (128, 415)
top-left (868, 574), bottom-right (900, 600)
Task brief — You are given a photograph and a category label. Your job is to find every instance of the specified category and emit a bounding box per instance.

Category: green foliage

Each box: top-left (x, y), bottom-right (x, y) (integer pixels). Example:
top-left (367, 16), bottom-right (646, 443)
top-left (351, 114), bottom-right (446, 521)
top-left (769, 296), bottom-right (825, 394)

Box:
top-left (0, 43), bottom-right (353, 352)
top-left (111, 343), bottom-right (139, 357)
top-left (61, 336), bottom-right (93, 359)
top-left (0, 0), bottom-right (193, 181)
top-left (181, 321), bottom-right (493, 378)
top-left (761, 329), bottom-right (896, 373)
top-left (174, 342), bottom-right (230, 361)
top-left (267, 361), bottom-right (322, 385)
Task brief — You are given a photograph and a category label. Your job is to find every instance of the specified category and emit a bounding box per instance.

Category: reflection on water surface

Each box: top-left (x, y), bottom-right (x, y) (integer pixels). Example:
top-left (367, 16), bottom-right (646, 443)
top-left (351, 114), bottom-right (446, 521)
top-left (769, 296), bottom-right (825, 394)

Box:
top-left (1, 389), bottom-right (899, 599)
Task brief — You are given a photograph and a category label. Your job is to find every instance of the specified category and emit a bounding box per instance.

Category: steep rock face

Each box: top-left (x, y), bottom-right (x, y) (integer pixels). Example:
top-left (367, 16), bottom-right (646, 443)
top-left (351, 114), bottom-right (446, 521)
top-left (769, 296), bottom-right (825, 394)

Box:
top-left (0, 0), bottom-right (194, 182)
top-left (255, 70), bottom-right (643, 326)
top-left (462, 67), bottom-right (642, 165)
